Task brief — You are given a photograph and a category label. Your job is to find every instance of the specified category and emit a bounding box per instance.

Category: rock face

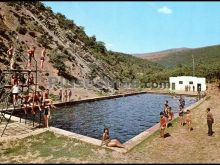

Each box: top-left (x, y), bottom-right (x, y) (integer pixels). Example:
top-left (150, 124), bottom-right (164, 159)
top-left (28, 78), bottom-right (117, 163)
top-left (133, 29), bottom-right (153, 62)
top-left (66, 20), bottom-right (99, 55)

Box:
top-left (0, 2), bottom-right (114, 93)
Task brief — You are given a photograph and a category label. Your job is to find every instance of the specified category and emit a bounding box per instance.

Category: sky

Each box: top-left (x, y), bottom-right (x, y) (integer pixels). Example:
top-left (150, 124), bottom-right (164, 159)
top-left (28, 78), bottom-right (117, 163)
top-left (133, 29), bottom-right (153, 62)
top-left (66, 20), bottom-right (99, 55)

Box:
top-left (44, 1), bottom-right (220, 54)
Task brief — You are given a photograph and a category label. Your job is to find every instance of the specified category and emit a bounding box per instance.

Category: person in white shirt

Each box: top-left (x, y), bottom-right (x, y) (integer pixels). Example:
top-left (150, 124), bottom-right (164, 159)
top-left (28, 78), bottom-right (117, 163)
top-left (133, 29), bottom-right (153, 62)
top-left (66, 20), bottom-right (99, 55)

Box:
top-left (12, 82), bottom-right (20, 105)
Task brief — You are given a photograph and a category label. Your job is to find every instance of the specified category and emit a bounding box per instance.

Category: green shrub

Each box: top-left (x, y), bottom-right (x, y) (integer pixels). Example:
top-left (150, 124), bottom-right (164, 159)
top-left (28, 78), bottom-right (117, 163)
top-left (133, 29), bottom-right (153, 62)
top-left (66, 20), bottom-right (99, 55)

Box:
top-left (17, 26), bottom-right (27, 35)
top-left (29, 31), bottom-right (36, 38)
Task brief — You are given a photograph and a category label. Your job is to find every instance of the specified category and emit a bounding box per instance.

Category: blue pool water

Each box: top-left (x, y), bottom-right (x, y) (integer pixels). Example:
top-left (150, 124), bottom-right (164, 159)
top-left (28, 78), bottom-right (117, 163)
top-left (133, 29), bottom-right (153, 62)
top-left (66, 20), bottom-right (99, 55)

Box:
top-left (50, 93), bottom-right (197, 143)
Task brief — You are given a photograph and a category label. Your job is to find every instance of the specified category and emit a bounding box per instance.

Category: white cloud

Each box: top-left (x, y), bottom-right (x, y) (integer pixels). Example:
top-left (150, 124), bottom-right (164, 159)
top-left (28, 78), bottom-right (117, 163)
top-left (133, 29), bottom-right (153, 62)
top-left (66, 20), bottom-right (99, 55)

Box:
top-left (157, 6), bottom-right (173, 14)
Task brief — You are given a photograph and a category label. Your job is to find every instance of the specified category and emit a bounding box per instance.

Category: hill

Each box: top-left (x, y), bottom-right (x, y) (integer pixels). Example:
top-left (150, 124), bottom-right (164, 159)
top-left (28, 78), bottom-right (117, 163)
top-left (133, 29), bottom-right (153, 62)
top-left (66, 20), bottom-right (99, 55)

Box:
top-left (137, 45), bottom-right (220, 81)
top-left (0, 1), bottom-right (164, 93)
top-left (134, 48), bottom-right (190, 62)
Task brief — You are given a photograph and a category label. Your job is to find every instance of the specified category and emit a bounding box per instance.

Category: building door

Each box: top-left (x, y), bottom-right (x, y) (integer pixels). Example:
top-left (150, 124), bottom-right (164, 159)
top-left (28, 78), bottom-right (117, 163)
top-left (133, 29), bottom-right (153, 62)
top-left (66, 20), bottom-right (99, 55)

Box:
top-left (172, 83), bottom-right (175, 90)
top-left (197, 83), bottom-right (201, 91)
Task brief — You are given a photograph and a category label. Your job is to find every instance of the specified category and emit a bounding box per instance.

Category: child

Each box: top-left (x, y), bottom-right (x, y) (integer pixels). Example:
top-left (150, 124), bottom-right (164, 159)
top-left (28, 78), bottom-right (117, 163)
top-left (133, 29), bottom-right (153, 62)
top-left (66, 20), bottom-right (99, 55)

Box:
top-left (168, 107), bottom-right (174, 121)
top-left (160, 113), bottom-right (166, 138)
top-left (178, 105), bottom-right (184, 126)
top-left (185, 109), bottom-right (192, 131)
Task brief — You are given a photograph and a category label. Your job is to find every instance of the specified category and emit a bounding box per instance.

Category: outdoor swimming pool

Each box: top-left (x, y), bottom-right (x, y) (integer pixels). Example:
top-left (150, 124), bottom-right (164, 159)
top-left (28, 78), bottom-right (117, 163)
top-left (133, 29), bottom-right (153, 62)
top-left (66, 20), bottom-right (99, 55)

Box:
top-left (49, 93), bottom-right (197, 143)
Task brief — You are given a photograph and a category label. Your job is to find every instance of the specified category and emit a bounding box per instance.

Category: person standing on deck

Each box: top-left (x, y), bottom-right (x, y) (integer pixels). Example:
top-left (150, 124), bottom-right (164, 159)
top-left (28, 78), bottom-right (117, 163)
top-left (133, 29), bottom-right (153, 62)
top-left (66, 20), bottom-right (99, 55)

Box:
top-left (168, 107), bottom-right (174, 121)
top-left (206, 108), bottom-right (214, 136)
top-left (179, 95), bottom-right (185, 108)
top-left (163, 102), bottom-right (169, 128)
top-left (12, 82), bottom-right (20, 106)
top-left (185, 109), bottom-right (192, 131)
top-left (7, 46), bottom-right (15, 69)
top-left (64, 89), bottom-right (68, 102)
top-left (178, 105), bottom-right (184, 126)
top-left (42, 101), bottom-right (52, 128)
top-left (26, 73), bottom-right (34, 85)
top-left (27, 46), bottom-right (36, 69)
top-left (59, 89), bottom-right (62, 102)
top-left (160, 113), bottom-right (167, 138)
top-left (68, 89), bottom-right (72, 102)
top-left (40, 47), bottom-right (46, 71)
top-left (43, 89), bottom-right (55, 108)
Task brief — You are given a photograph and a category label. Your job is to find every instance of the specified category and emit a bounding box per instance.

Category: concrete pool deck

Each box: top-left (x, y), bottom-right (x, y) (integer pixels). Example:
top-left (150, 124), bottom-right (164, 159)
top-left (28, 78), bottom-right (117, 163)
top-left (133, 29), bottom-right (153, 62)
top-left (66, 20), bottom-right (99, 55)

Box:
top-left (0, 114), bottom-right (48, 141)
top-left (0, 90), bottom-right (206, 153)
top-left (53, 89), bottom-right (200, 107)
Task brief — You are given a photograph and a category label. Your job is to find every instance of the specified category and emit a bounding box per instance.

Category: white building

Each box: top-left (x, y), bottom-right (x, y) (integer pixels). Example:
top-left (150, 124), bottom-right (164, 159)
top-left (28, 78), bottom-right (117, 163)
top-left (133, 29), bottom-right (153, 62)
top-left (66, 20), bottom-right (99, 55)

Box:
top-left (169, 76), bottom-right (206, 92)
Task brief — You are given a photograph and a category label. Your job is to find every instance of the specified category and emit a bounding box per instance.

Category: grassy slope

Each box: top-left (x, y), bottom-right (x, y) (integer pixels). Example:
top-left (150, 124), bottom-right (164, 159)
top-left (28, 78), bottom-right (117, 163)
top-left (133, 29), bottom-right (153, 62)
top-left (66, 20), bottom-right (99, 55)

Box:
top-left (154, 45), bottom-right (220, 68)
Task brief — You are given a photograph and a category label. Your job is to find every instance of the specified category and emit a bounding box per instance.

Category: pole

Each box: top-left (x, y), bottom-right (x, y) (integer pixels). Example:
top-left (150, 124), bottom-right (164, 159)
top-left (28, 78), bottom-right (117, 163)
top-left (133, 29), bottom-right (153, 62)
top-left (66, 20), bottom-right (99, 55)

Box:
top-left (192, 54), bottom-right (195, 77)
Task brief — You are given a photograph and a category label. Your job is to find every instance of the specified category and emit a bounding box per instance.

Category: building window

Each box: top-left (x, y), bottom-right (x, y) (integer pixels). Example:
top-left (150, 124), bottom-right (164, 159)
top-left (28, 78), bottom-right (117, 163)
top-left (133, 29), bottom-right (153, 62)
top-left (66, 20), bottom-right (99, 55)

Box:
top-left (179, 81), bottom-right (183, 84)
top-left (189, 81), bottom-right (193, 84)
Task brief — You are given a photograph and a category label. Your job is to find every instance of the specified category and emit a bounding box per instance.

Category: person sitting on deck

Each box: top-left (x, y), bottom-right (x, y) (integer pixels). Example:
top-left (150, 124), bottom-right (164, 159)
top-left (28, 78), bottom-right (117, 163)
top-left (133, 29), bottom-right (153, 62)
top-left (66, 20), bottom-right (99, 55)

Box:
top-left (11, 73), bottom-right (18, 85)
top-left (101, 128), bottom-right (125, 148)
top-left (37, 91), bottom-right (43, 105)
top-left (17, 74), bottom-right (21, 85)
top-left (22, 92), bottom-right (32, 114)
top-left (29, 91), bottom-right (42, 114)
top-left (26, 73), bottom-right (34, 85)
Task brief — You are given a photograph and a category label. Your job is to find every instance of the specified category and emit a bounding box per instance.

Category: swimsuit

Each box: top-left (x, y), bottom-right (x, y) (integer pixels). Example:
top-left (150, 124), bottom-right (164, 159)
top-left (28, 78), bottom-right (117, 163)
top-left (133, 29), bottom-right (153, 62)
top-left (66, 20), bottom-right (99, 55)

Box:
top-left (44, 107), bottom-right (49, 115)
top-left (40, 57), bottom-right (45, 61)
top-left (160, 117), bottom-right (166, 129)
top-left (103, 139), bottom-right (111, 146)
top-left (45, 93), bottom-right (49, 99)
top-left (28, 54), bottom-right (32, 61)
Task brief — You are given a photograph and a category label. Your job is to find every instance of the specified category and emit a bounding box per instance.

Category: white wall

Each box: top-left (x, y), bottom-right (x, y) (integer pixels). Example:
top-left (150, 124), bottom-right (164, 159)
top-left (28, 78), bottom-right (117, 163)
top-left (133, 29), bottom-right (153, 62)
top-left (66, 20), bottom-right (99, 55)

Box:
top-left (169, 76), bottom-right (206, 91)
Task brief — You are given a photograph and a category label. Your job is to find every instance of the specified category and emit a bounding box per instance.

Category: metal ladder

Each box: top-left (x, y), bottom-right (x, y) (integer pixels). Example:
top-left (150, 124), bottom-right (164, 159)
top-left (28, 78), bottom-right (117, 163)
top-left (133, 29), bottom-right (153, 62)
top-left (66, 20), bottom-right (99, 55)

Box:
top-left (0, 48), bottom-right (41, 137)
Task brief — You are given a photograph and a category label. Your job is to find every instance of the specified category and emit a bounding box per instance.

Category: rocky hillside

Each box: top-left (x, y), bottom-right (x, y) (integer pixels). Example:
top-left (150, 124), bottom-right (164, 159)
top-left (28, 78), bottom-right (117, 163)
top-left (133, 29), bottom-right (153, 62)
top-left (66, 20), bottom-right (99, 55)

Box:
top-left (0, 1), bottom-right (165, 93)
